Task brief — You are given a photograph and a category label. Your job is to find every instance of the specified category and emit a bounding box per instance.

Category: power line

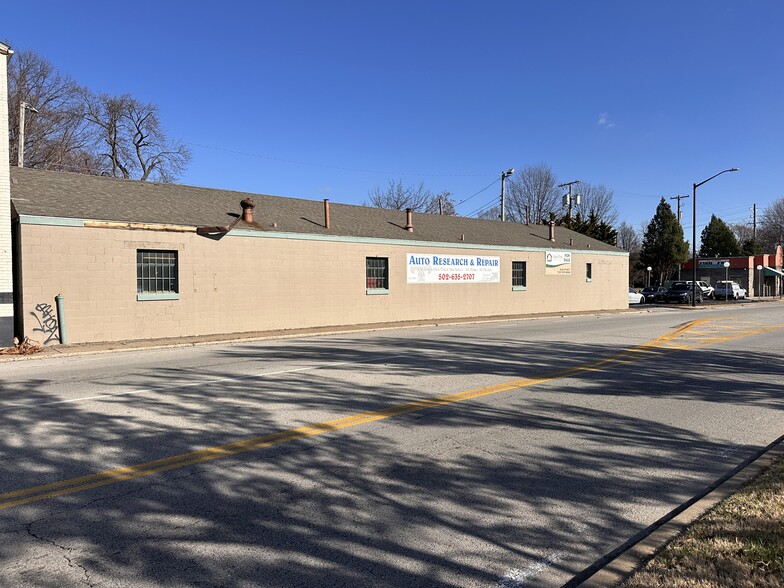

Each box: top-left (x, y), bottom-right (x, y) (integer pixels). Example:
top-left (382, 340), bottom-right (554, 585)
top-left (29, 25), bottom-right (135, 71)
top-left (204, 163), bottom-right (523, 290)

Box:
top-left (465, 196), bottom-right (500, 218)
top-left (456, 177), bottom-right (501, 206)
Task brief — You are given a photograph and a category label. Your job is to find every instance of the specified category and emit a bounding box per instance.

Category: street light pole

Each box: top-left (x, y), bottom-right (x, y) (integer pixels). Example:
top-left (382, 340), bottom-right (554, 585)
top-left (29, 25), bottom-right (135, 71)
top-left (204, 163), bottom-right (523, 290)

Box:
top-left (757, 264), bottom-right (763, 299)
top-left (500, 168), bottom-right (514, 222)
top-left (692, 168), bottom-right (739, 307)
top-left (18, 101), bottom-right (39, 168)
top-left (647, 266), bottom-right (652, 288)
top-left (723, 261), bottom-right (730, 302)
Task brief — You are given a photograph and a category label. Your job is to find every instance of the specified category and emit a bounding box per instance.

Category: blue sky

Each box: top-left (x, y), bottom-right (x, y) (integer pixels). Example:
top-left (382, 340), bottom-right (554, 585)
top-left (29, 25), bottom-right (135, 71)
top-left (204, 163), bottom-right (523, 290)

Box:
top-left (5, 1), bottom-right (783, 237)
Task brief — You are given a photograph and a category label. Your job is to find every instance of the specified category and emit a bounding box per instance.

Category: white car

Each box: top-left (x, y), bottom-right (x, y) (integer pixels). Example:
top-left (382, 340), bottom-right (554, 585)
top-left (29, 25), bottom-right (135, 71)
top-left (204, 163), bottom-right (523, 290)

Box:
top-left (685, 280), bottom-right (714, 299)
top-left (628, 287), bottom-right (644, 304)
top-left (714, 281), bottom-right (747, 300)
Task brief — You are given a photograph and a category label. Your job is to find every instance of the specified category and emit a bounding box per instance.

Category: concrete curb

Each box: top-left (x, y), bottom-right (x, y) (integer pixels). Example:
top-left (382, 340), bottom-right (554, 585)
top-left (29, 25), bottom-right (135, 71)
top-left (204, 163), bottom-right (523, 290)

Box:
top-left (3, 296), bottom-right (778, 363)
top-left (567, 434), bottom-right (784, 587)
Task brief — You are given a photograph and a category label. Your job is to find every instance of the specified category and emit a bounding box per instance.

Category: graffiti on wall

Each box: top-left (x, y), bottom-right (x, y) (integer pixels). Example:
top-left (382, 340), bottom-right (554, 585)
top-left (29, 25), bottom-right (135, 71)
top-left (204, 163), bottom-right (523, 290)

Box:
top-left (31, 303), bottom-right (60, 345)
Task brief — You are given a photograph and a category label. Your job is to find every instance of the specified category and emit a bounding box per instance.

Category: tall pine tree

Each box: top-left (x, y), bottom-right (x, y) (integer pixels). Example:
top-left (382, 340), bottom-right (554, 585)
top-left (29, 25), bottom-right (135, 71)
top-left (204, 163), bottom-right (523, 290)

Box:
top-left (640, 198), bottom-right (690, 285)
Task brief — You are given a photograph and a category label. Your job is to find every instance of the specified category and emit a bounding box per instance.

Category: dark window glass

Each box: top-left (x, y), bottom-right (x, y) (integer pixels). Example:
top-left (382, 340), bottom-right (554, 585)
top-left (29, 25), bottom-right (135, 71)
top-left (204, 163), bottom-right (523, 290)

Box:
top-left (512, 261), bottom-right (527, 287)
top-left (137, 250), bottom-right (178, 293)
top-left (366, 257), bottom-right (388, 290)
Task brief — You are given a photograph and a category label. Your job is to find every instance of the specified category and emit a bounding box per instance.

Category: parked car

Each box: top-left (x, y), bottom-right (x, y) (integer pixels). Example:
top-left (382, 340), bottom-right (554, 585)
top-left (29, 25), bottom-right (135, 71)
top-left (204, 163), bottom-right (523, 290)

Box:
top-left (628, 287), bottom-right (645, 304)
top-left (665, 282), bottom-right (703, 304)
top-left (713, 281), bottom-right (747, 300)
top-left (685, 280), bottom-right (714, 299)
top-left (640, 286), bottom-right (667, 303)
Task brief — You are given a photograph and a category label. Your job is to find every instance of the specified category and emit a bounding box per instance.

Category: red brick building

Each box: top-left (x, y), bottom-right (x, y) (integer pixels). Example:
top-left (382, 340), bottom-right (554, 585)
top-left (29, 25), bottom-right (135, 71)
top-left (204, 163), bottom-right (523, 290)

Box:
top-left (680, 246), bottom-right (784, 297)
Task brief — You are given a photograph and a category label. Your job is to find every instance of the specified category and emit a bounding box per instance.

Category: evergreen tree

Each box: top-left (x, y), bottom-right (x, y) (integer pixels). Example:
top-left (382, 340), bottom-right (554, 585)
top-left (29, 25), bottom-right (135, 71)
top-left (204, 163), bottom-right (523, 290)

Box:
top-left (741, 238), bottom-right (762, 256)
top-left (567, 211), bottom-right (618, 246)
top-left (699, 215), bottom-right (741, 257)
top-left (640, 198), bottom-right (690, 285)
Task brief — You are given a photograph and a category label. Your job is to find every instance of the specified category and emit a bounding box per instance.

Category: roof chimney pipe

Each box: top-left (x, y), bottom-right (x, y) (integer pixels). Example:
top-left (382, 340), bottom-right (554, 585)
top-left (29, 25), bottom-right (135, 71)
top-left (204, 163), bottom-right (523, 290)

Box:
top-left (324, 198), bottom-right (331, 229)
top-left (405, 208), bottom-right (413, 232)
top-left (549, 212), bottom-right (556, 242)
top-left (241, 198), bottom-right (256, 224)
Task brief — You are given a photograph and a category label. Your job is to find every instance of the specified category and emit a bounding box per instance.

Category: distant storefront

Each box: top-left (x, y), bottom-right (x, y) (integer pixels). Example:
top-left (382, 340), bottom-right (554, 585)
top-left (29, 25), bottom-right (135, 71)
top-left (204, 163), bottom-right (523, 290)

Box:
top-left (681, 248), bottom-right (784, 297)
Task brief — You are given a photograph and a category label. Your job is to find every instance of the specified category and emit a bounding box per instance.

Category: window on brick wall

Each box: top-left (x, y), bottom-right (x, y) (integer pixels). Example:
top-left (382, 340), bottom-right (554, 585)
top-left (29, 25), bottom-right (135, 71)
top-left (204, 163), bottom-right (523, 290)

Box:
top-left (366, 257), bottom-right (389, 293)
top-left (512, 261), bottom-right (527, 290)
top-left (137, 250), bottom-right (179, 300)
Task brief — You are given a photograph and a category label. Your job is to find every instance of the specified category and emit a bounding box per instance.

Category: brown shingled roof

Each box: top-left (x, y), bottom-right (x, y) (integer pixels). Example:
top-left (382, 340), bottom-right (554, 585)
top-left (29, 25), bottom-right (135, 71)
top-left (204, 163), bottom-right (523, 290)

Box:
top-left (10, 167), bottom-right (622, 252)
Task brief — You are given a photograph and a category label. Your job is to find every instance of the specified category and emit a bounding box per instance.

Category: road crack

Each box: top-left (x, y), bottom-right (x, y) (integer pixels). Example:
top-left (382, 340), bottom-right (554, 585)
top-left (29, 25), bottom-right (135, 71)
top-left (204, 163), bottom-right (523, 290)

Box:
top-left (26, 523), bottom-right (94, 587)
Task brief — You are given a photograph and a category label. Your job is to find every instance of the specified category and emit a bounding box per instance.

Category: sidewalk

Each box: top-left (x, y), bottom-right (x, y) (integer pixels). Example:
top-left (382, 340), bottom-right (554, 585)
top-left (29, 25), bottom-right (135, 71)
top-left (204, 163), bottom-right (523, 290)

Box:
top-left (5, 296), bottom-right (782, 362)
top-left (1, 306), bottom-right (651, 362)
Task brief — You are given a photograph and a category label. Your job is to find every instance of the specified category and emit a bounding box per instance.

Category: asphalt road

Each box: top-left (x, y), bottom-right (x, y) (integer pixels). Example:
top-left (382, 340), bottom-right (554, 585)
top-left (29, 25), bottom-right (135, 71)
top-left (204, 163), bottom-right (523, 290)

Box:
top-left (0, 304), bottom-right (782, 587)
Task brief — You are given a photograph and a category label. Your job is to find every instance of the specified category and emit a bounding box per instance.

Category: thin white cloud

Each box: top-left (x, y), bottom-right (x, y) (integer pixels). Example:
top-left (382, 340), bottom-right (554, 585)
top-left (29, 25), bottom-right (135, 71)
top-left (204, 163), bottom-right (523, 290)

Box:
top-left (598, 112), bottom-right (616, 128)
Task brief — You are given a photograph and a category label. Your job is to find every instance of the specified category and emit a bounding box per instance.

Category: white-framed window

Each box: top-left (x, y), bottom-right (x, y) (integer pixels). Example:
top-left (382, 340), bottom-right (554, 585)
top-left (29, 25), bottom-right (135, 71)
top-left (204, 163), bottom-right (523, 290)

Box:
top-left (137, 250), bottom-right (179, 300)
top-left (586, 262), bottom-right (593, 282)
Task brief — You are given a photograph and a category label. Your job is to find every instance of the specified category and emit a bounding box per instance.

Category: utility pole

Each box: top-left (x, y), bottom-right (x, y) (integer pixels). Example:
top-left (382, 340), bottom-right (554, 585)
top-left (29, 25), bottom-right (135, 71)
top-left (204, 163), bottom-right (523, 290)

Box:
top-left (18, 101), bottom-right (39, 168)
top-left (669, 194), bottom-right (690, 224)
top-left (670, 194), bottom-right (689, 280)
top-left (558, 180), bottom-right (580, 226)
top-left (500, 168), bottom-right (514, 222)
top-left (752, 203), bottom-right (757, 241)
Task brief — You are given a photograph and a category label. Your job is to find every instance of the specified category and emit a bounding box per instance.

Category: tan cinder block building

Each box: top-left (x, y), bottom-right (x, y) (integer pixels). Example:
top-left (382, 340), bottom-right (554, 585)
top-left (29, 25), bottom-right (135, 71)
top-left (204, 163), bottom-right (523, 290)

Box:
top-left (10, 168), bottom-right (629, 345)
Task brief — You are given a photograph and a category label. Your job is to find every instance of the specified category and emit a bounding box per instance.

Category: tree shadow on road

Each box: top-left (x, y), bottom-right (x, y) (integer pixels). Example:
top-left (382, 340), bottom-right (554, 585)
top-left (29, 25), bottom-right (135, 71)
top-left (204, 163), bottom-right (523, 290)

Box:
top-left (0, 325), bottom-right (782, 586)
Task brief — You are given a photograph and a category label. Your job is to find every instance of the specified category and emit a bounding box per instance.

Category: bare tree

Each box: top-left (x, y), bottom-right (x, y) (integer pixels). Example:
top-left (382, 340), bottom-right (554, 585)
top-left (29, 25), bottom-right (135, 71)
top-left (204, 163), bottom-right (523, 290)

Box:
top-left (759, 197), bottom-right (784, 251)
top-left (6, 48), bottom-right (191, 181)
top-left (367, 179), bottom-right (431, 211)
top-left (477, 206), bottom-right (501, 220)
top-left (505, 164), bottom-right (560, 224)
top-left (7, 49), bottom-right (94, 171)
top-left (616, 222), bottom-right (641, 252)
top-left (573, 183), bottom-right (618, 226)
top-left (424, 191), bottom-right (457, 215)
top-left (367, 180), bottom-right (456, 215)
top-left (82, 92), bottom-right (191, 182)
top-left (730, 222), bottom-right (754, 245)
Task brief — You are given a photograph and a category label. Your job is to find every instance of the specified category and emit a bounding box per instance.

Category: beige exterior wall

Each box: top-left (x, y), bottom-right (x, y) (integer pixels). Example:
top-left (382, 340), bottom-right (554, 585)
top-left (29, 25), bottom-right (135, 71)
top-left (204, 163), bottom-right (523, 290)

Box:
top-left (20, 223), bottom-right (629, 345)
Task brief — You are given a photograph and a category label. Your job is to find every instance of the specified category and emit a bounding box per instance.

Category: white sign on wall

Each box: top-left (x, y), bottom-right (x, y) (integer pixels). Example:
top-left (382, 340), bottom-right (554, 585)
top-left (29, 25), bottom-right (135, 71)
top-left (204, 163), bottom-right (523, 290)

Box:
top-left (545, 251), bottom-right (571, 275)
top-left (407, 253), bottom-right (501, 284)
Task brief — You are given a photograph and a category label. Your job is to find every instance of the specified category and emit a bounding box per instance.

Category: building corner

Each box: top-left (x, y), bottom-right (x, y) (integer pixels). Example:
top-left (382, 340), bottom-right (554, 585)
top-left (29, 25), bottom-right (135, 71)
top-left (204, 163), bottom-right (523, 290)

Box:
top-left (0, 42), bottom-right (14, 346)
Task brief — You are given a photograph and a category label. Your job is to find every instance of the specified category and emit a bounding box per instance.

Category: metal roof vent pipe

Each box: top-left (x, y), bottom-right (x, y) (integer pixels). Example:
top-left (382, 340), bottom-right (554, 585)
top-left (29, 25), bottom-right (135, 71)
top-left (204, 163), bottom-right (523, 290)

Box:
top-left (324, 198), bottom-right (331, 229)
top-left (549, 212), bottom-right (556, 242)
top-left (241, 198), bottom-right (255, 223)
top-left (569, 238), bottom-right (574, 246)
top-left (405, 208), bottom-right (414, 232)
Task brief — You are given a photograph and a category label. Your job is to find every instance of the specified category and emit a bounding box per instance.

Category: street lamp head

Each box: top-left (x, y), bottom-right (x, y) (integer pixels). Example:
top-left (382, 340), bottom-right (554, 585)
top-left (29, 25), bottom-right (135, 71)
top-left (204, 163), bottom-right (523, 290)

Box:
top-left (757, 264), bottom-right (763, 270)
top-left (647, 266), bottom-right (652, 271)
top-left (723, 261), bottom-right (730, 268)
top-left (506, 168), bottom-right (514, 175)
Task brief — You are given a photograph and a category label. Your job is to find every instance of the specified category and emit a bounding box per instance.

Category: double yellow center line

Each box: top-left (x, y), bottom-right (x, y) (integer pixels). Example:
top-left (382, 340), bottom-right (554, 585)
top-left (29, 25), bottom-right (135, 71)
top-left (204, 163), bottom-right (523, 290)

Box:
top-left (0, 317), bottom-right (778, 511)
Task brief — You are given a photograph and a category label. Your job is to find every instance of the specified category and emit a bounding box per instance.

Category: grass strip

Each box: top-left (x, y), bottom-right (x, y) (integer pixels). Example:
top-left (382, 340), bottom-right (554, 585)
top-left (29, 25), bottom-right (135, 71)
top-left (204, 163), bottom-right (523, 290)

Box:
top-left (620, 454), bottom-right (784, 587)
